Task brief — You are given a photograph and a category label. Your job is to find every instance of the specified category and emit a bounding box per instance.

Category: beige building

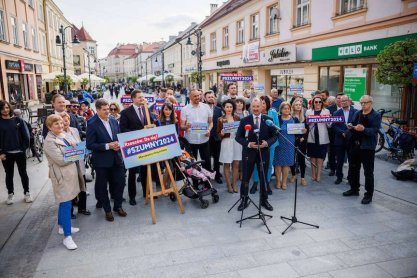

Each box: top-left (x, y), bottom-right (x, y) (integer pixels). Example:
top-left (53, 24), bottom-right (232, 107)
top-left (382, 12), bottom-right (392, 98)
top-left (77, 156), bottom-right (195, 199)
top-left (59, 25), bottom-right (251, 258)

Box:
top-left (0, 0), bottom-right (44, 103)
top-left (71, 25), bottom-right (97, 77)
top-left (200, 0), bottom-right (417, 123)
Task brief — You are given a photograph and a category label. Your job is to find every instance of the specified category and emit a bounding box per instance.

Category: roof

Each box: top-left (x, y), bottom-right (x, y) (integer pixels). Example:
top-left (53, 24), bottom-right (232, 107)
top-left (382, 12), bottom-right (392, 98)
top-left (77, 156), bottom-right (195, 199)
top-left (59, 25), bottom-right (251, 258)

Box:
top-left (107, 44), bottom-right (140, 56)
top-left (200, 0), bottom-right (251, 28)
top-left (72, 25), bottom-right (96, 42)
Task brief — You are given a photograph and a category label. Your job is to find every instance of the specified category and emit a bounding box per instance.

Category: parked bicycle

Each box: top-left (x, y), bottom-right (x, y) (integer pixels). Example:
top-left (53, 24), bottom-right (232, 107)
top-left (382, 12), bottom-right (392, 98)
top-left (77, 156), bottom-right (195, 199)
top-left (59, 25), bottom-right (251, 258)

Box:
top-left (376, 109), bottom-right (415, 162)
top-left (31, 121), bottom-right (44, 163)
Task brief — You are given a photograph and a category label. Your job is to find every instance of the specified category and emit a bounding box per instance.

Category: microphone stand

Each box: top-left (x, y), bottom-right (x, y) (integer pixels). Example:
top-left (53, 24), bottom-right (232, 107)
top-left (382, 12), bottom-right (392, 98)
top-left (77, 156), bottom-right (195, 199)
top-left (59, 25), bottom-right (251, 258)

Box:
top-left (235, 130), bottom-right (272, 234)
top-left (274, 127), bottom-right (319, 235)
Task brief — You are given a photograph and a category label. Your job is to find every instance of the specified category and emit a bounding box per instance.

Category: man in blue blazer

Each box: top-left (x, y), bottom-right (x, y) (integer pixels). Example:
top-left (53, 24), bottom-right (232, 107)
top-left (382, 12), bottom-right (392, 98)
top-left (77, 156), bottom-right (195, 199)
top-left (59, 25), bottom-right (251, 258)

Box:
top-left (235, 99), bottom-right (278, 211)
top-left (86, 98), bottom-right (126, 221)
top-left (332, 95), bottom-right (357, 184)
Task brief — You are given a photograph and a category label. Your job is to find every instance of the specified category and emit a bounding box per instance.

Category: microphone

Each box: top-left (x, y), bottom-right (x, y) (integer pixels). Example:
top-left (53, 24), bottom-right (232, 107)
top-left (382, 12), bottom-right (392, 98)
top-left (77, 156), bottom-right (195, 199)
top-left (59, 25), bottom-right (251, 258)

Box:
top-left (244, 124), bottom-right (252, 139)
top-left (265, 119), bottom-right (281, 132)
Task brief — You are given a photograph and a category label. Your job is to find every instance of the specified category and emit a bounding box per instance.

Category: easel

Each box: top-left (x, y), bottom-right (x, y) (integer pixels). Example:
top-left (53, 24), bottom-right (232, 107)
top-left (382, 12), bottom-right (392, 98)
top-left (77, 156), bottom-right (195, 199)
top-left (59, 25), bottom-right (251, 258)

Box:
top-left (142, 102), bottom-right (184, 224)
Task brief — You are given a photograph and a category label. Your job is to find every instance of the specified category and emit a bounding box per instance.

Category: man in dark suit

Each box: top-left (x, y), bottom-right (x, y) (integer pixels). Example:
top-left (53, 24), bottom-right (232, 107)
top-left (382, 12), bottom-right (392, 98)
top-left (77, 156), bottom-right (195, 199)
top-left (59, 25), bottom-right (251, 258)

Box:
top-left (235, 98), bottom-right (278, 211)
top-left (119, 89), bottom-right (153, 205)
top-left (86, 98), bottom-right (126, 221)
top-left (332, 95), bottom-right (357, 184)
top-left (42, 94), bottom-right (80, 138)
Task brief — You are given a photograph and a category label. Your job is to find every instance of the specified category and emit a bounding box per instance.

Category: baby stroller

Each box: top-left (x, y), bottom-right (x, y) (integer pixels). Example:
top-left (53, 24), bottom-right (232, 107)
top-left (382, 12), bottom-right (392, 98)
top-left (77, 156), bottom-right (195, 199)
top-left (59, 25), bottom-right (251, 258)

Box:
top-left (171, 137), bottom-right (219, 209)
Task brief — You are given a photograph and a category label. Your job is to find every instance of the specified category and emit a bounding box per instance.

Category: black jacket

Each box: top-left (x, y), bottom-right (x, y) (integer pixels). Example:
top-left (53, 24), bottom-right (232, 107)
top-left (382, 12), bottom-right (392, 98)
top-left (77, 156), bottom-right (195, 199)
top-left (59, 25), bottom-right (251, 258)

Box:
top-left (0, 117), bottom-right (30, 154)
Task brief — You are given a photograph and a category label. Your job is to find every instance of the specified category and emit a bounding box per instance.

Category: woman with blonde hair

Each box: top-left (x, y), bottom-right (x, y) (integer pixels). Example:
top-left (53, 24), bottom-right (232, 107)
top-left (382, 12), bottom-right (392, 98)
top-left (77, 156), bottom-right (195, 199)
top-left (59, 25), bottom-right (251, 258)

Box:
top-left (290, 99), bottom-right (308, 186)
top-left (44, 114), bottom-right (85, 250)
top-left (109, 102), bottom-right (121, 122)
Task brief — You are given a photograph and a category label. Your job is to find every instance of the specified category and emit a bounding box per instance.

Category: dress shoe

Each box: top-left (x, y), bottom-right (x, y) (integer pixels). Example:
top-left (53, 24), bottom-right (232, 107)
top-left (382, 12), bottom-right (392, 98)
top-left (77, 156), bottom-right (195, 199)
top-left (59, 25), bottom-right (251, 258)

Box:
top-left (261, 200), bottom-right (273, 211)
top-left (343, 189), bottom-right (359, 197)
top-left (78, 209), bottom-right (91, 215)
top-left (215, 177), bottom-right (223, 184)
top-left (250, 182), bottom-right (258, 194)
top-left (129, 198), bottom-right (137, 206)
top-left (237, 199), bottom-right (249, 211)
top-left (96, 201), bottom-right (102, 209)
top-left (361, 196), bottom-right (373, 204)
top-left (113, 207), bottom-right (127, 217)
top-left (334, 178), bottom-right (343, 185)
top-left (105, 212), bottom-right (114, 222)
top-left (329, 171), bottom-right (335, 176)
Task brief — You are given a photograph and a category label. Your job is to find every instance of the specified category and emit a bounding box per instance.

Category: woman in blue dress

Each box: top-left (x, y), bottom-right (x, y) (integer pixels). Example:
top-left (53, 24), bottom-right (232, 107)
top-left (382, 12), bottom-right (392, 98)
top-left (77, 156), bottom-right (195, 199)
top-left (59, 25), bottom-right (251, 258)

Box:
top-left (250, 96), bottom-right (279, 195)
top-left (273, 102), bottom-right (297, 190)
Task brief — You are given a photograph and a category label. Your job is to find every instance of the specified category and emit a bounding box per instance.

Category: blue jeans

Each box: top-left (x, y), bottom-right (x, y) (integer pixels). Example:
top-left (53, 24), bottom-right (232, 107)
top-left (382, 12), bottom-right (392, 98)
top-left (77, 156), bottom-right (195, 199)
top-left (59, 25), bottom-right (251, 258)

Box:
top-left (58, 201), bottom-right (72, 236)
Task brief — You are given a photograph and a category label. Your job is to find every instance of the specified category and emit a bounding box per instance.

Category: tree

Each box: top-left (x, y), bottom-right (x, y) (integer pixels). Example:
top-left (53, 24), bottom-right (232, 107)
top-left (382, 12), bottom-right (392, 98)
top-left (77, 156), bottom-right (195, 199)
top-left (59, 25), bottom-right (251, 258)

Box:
top-left (190, 71), bottom-right (204, 84)
top-left (53, 75), bottom-right (74, 90)
top-left (81, 78), bottom-right (89, 89)
top-left (376, 38), bottom-right (417, 86)
top-left (103, 76), bottom-right (110, 83)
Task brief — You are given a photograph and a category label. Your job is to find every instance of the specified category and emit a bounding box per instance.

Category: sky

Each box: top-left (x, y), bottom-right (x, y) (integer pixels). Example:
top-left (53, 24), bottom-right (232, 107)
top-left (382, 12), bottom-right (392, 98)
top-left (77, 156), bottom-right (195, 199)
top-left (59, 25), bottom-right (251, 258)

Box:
top-left (54, 0), bottom-right (224, 59)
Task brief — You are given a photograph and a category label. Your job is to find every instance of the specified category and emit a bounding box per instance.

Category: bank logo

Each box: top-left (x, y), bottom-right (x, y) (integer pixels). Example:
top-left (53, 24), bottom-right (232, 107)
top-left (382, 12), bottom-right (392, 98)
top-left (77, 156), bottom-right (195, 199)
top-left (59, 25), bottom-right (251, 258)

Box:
top-left (338, 44), bottom-right (362, 56)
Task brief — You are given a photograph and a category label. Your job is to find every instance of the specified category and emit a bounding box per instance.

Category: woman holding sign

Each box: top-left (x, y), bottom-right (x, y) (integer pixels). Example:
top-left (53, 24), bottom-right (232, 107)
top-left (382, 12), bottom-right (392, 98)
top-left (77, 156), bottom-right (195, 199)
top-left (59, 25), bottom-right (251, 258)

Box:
top-left (44, 114), bottom-right (85, 250)
top-left (290, 100), bottom-right (308, 186)
top-left (217, 100), bottom-right (241, 193)
top-left (305, 96), bottom-right (330, 182)
top-left (62, 113), bottom-right (90, 216)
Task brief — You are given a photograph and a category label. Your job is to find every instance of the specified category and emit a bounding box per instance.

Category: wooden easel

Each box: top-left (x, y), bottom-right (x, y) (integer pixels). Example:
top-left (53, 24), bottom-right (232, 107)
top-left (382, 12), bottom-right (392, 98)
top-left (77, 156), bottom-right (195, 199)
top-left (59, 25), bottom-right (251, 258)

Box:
top-left (142, 102), bottom-right (184, 224)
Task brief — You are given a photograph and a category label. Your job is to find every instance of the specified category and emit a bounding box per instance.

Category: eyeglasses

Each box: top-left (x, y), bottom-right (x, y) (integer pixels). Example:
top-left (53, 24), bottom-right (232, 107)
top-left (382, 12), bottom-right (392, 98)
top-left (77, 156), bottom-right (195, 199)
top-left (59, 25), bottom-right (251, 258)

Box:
top-left (314, 101), bottom-right (322, 104)
top-left (110, 108), bottom-right (117, 111)
top-left (71, 105), bottom-right (79, 108)
top-left (360, 101), bottom-right (371, 105)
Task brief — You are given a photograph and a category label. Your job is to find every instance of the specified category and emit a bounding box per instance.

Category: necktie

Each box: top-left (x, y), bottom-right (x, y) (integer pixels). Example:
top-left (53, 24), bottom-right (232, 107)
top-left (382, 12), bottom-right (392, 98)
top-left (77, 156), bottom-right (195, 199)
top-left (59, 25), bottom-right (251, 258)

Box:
top-left (255, 116), bottom-right (259, 130)
top-left (138, 107), bottom-right (144, 125)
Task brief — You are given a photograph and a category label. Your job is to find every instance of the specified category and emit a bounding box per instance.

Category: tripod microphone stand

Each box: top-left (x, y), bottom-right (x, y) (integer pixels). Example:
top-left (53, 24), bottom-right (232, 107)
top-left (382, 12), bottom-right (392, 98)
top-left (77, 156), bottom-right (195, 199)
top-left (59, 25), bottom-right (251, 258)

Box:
top-left (273, 127), bottom-right (319, 235)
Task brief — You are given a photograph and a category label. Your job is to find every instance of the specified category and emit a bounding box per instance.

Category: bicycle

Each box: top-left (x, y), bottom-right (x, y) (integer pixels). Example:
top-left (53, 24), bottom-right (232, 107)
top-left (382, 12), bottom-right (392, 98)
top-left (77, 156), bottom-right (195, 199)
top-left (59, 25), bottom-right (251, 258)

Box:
top-left (31, 121), bottom-right (44, 163)
top-left (376, 109), bottom-right (414, 162)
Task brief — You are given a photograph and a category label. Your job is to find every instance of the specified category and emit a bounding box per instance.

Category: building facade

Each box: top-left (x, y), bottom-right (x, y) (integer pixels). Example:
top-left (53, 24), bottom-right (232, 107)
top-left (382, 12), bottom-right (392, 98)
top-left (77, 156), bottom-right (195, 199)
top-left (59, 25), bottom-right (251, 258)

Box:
top-left (71, 25), bottom-right (97, 76)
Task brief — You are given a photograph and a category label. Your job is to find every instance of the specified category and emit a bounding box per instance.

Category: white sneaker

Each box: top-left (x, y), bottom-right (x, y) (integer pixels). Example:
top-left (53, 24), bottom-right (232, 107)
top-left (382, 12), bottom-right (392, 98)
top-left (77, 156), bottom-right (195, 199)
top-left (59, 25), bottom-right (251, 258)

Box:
top-left (24, 193), bottom-right (33, 203)
top-left (63, 236), bottom-right (77, 250)
top-left (6, 194), bottom-right (14, 205)
top-left (58, 227), bottom-right (80, 235)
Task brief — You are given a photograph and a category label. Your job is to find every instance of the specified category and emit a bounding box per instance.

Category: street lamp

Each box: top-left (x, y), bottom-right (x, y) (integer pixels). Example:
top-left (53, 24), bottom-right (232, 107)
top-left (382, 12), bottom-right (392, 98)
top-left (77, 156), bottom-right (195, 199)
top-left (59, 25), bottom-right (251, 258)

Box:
top-left (82, 48), bottom-right (96, 90)
top-left (55, 25), bottom-right (80, 93)
top-left (186, 28), bottom-right (203, 89)
top-left (155, 52), bottom-right (165, 87)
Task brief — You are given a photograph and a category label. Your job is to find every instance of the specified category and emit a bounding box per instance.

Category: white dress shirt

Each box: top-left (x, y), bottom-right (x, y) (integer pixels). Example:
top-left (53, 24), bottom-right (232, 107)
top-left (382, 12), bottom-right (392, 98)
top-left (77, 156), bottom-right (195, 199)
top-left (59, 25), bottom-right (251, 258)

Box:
top-left (99, 116), bottom-right (113, 150)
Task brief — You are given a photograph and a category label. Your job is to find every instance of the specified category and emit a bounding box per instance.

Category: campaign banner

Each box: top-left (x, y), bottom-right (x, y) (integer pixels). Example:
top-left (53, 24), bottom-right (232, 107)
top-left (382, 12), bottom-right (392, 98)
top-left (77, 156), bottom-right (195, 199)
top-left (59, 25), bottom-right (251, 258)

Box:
top-left (287, 123), bottom-right (305, 135)
top-left (253, 84), bottom-right (265, 94)
top-left (191, 122), bottom-right (208, 134)
top-left (154, 103), bottom-right (184, 111)
top-left (223, 121), bottom-right (240, 134)
top-left (117, 125), bottom-right (182, 168)
top-left (64, 141), bottom-right (86, 162)
top-left (220, 75), bottom-right (253, 82)
top-left (120, 94), bottom-right (156, 106)
top-left (306, 115), bottom-right (344, 124)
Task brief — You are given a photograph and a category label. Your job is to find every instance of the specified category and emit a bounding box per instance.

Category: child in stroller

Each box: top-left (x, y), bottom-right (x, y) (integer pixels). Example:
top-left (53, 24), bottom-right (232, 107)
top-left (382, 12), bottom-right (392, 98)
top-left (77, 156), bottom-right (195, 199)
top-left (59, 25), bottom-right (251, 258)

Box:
top-left (173, 138), bottom-right (219, 209)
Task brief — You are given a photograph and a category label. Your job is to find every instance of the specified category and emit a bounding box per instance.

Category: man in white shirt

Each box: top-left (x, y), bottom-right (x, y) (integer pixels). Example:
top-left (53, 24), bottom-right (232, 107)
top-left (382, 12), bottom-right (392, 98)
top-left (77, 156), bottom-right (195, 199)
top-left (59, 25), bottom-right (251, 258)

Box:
top-left (181, 89), bottom-right (213, 170)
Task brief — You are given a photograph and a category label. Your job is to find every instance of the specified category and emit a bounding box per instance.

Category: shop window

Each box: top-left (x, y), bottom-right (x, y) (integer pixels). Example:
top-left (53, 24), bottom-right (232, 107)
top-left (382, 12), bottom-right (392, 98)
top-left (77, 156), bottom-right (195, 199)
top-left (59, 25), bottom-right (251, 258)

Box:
top-left (295, 0), bottom-right (310, 27)
top-left (268, 4), bottom-right (279, 35)
top-left (319, 66), bottom-right (341, 96)
top-left (250, 13), bottom-right (259, 40)
top-left (236, 19), bottom-right (244, 44)
top-left (11, 17), bottom-right (19, 45)
top-left (371, 64), bottom-right (400, 112)
top-left (339, 0), bottom-right (364, 15)
top-left (0, 10), bottom-right (5, 42)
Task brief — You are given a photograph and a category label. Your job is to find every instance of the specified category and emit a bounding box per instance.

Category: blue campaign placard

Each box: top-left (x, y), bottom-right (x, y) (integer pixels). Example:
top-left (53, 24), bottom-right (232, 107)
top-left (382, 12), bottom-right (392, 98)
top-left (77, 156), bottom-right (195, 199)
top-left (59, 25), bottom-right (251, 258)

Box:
top-left (223, 121), bottom-right (240, 134)
top-left (306, 115), bottom-right (344, 124)
top-left (117, 125), bottom-right (182, 168)
top-left (64, 141), bottom-right (86, 162)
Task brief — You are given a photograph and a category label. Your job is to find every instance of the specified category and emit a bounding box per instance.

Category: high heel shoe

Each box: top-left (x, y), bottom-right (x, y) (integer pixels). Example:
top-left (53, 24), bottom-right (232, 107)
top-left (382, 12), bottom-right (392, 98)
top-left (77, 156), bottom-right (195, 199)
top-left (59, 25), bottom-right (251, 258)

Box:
top-left (232, 185), bottom-right (238, 193)
top-left (281, 183), bottom-right (287, 190)
top-left (227, 185), bottom-right (233, 193)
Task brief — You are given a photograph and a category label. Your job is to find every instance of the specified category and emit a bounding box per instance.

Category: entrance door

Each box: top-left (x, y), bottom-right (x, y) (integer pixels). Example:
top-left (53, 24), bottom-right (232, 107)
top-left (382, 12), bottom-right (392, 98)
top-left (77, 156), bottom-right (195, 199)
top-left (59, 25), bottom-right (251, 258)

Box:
top-left (7, 73), bottom-right (23, 103)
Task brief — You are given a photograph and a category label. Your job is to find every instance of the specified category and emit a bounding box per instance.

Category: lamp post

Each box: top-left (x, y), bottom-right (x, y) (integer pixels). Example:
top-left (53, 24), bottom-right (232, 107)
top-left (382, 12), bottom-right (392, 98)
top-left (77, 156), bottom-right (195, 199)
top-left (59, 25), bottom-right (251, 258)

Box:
top-left (82, 48), bottom-right (95, 90)
top-left (186, 28), bottom-right (203, 89)
top-left (155, 51), bottom-right (165, 87)
top-left (55, 25), bottom-right (80, 93)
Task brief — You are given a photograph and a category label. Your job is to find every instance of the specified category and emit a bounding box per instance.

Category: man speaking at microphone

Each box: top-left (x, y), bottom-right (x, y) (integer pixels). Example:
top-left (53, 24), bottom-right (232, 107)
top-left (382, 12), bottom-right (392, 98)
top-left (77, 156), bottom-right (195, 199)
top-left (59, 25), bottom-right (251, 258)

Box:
top-left (235, 98), bottom-right (278, 211)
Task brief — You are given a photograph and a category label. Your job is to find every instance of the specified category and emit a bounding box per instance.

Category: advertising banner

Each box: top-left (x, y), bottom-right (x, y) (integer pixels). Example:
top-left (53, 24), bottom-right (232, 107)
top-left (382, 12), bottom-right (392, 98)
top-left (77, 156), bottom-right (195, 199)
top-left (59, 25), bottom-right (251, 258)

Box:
top-left (242, 41), bottom-right (260, 63)
top-left (306, 115), bottom-right (344, 124)
top-left (64, 142), bottom-right (86, 162)
top-left (117, 125), bottom-right (181, 168)
top-left (343, 68), bottom-right (367, 101)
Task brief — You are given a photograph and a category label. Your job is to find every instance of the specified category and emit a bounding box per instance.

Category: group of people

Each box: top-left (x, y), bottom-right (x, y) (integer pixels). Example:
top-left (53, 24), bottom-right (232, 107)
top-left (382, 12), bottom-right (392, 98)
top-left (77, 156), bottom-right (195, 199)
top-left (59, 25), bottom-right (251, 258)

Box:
top-left (0, 83), bottom-right (381, 250)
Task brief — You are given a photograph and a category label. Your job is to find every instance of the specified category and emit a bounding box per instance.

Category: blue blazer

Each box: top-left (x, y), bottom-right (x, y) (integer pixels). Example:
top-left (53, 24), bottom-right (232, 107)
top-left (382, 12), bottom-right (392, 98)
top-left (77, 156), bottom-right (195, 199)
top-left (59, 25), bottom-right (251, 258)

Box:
top-left (86, 116), bottom-right (123, 168)
top-left (332, 106), bottom-right (358, 146)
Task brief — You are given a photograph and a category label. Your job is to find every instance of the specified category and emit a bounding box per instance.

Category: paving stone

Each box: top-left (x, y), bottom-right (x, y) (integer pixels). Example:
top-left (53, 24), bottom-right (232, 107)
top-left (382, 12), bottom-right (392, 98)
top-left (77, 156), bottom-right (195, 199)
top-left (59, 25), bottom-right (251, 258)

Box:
top-left (377, 257), bottom-right (417, 278)
top-left (238, 262), bottom-right (299, 278)
top-left (203, 254), bottom-right (259, 275)
top-left (221, 238), bottom-right (272, 257)
top-left (252, 246), bottom-right (307, 265)
top-left (335, 247), bottom-right (394, 267)
top-left (329, 264), bottom-right (393, 278)
top-left (304, 227), bottom-right (355, 242)
top-left (288, 254), bottom-right (346, 276)
top-left (298, 239), bottom-right (351, 257)
top-left (201, 271), bottom-right (241, 278)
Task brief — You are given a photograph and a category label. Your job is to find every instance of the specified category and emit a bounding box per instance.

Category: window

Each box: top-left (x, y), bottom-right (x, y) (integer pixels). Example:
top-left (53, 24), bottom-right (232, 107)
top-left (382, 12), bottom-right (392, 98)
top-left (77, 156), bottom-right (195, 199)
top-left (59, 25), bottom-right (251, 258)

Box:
top-left (201, 36), bottom-right (206, 54)
top-left (371, 64), bottom-right (400, 112)
top-left (38, 2), bottom-right (44, 21)
top-left (32, 27), bottom-right (38, 51)
top-left (28, 0), bottom-right (34, 7)
top-left (210, 32), bottom-right (216, 51)
top-left (0, 10), bottom-right (5, 41)
top-left (251, 13), bottom-right (259, 40)
top-left (296, 0), bottom-right (310, 27)
top-left (237, 19), bottom-right (244, 44)
top-left (11, 17), bottom-right (19, 45)
top-left (223, 27), bottom-right (229, 48)
top-left (319, 66), bottom-right (341, 96)
top-left (73, 55), bottom-right (81, 66)
top-left (22, 23), bottom-right (29, 48)
top-left (268, 4), bottom-right (279, 34)
top-left (40, 32), bottom-right (46, 54)
top-left (89, 46), bottom-right (95, 56)
top-left (48, 11), bottom-right (52, 27)
top-left (340, 0), bottom-right (364, 14)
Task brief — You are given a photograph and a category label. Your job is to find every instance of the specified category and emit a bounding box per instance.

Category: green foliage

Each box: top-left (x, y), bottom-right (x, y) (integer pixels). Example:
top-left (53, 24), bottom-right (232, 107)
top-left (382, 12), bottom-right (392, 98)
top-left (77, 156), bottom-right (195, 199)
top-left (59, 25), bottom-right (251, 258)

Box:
top-left (81, 78), bottom-right (89, 87)
top-left (190, 71), bottom-right (204, 84)
top-left (103, 76), bottom-right (110, 83)
top-left (376, 38), bottom-right (417, 86)
top-left (127, 76), bottom-right (138, 83)
top-left (166, 75), bottom-right (174, 82)
top-left (53, 75), bottom-right (74, 89)
top-left (149, 76), bottom-right (156, 84)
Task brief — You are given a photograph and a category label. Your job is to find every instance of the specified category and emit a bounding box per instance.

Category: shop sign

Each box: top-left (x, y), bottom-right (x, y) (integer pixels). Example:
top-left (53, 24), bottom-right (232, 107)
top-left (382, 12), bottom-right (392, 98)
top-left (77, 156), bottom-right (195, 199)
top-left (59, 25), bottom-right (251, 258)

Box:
top-left (24, 63), bottom-right (33, 72)
top-left (242, 41), bottom-right (260, 63)
top-left (266, 44), bottom-right (296, 63)
top-left (35, 64), bottom-right (43, 74)
top-left (184, 65), bottom-right (196, 74)
top-left (343, 68), bottom-right (367, 101)
top-left (271, 68), bottom-right (304, 76)
top-left (5, 60), bottom-right (21, 71)
top-left (220, 74), bottom-right (253, 82)
top-left (216, 60), bottom-right (230, 67)
top-left (312, 33), bottom-right (417, 61)
top-left (168, 63), bottom-right (175, 69)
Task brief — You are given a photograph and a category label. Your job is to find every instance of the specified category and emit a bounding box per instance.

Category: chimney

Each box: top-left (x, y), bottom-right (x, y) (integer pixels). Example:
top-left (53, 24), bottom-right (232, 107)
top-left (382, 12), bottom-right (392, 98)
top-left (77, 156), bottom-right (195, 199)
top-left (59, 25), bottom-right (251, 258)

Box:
top-left (210, 3), bottom-right (218, 14)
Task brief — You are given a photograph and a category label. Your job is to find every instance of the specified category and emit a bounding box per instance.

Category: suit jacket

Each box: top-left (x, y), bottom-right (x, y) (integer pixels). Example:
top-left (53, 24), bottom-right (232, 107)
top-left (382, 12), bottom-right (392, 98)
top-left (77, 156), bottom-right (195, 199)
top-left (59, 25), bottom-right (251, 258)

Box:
top-left (332, 106), bottom-right (358, 146)
top-left (42, 112), bottom-right (80, 138)
top-left (327, 104), bottom-right (338, 115)
top-left (119, 105), bottom-right (153, 133)
top-left (235, 114), bottom-right (278, 159)
top-left (210, 106), bottom-right (223, 141)
top-left (86, 116), bottom-right (123, 168)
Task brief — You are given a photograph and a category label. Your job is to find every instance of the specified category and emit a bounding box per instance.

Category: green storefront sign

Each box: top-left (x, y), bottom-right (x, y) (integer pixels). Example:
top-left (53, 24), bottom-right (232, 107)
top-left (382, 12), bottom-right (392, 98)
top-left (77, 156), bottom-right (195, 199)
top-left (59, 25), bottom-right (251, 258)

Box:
top-left (343, 68), bottom-right (367, 101)
top-left (312, 33), bottom-right (417, 61)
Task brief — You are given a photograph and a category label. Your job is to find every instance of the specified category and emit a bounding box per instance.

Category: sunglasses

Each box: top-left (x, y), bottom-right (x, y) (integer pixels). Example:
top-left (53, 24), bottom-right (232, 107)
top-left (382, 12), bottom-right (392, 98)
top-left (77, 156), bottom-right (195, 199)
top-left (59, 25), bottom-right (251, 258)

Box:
top-left (110, 108), bottom-right (117, 111)
top-left (314, 101), bottom-right (322, 104)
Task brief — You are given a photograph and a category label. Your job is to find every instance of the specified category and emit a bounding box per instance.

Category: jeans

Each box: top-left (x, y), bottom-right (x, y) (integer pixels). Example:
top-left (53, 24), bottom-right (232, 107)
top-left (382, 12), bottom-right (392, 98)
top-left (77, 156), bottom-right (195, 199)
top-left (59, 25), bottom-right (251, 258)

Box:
top-left (190, 142), bottom-right (211, 171)
top-left (349, 146), bottom-right (375, 197)
top-left (58, 201), bottom-right (72, 236)
top-left (1, 152), bottom-right (29, 194)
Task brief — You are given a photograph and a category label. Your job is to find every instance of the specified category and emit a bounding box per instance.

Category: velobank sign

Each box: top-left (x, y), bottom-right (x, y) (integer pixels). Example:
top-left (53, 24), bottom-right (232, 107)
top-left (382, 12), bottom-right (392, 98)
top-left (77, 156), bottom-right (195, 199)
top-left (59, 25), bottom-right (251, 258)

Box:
top-left (312, 33), bottom-right (417, 61)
